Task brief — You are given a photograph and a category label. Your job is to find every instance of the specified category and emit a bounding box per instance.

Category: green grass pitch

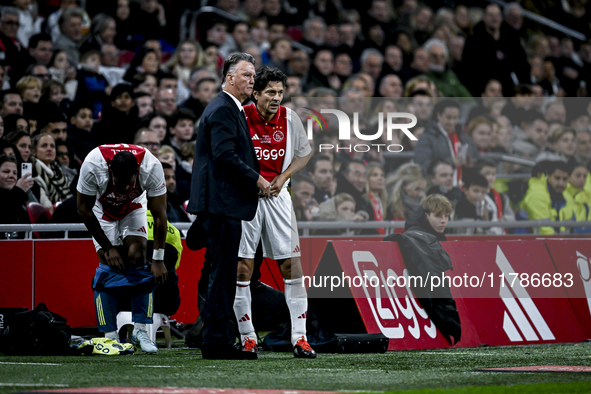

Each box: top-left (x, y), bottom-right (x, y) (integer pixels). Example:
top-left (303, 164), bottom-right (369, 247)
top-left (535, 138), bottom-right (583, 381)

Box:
top-left (1, 342), bottom-right (591, 393)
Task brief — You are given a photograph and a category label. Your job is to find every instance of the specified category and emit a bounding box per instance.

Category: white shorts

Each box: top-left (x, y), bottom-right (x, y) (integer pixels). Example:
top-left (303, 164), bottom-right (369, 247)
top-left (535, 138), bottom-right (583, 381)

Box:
top-left (239, 187), bottom-right (301, 260)
top-left (92, 207), bottom-right (148, 251)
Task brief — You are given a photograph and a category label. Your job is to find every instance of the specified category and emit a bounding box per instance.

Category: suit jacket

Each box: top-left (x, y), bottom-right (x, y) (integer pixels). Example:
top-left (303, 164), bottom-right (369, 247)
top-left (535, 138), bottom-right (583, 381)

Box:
top-left (187, 92), bottom-right (260, 221)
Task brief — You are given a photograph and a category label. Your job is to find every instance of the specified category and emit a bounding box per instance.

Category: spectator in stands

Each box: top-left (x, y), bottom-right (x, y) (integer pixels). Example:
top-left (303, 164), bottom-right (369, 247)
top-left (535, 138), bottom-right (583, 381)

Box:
top-left (158, 144), bottom-right (176, 171)
top-left (161, 162), bottom-right (190, 223)
top-left (513, 112), bottom-right (548, 159)
top-left (31, 133), bottom-right (72, 211)
top-left (565, 160), bottom-right (591, 233)
top-left (415, 99), bottom-right (479, 185)
top-left (522, 160), bottom-right (575, 235)
top-left (408, 48), bottom-right (430, 78)
top-left (459, 4), bottom-right (529, 96)
top-left (6, 130), bottom-right (31, 167)
top-left (465, 116), bottom-right (494, 153)
top-left (300, 16), bottom-right (326, 54)
top-left (0, 155), bottom-right (33, 239)
top-left (378, 74), bottom-right (403, 98)
top-left (55, 139), bottom-right (77, 184)
top-left (266, 37), bottom-right (292, 74)
top-left (306, 49), bottom-right (338, 91)
top-left (453, 170), bottom-right (489, 234)
top-left (536, 127), bottom-right (576, 163)
top-left (385, 163), bottom-right (427, 222)
top-left (123, 48), bottom-right (159, 83)
top-left (54, 8), bottom-right (86, 67)
top-left (575, 130), bottom-right (591, 165)
top-left (140, 112), bottom-right (168, 143)
top-left (181, 77), bottom-right (217, 122)
top-left (335, 158), bottom-right (369, 214)
top-left (26, 33), bottom-right (54, 67)
top-left (307, 154), bottom-right (334, 204)
top-left (165, 40), bottom-right (208, 103)
top-left (75, 50), bottom-right (109, 117)
top-left (0, 90), bottom-right (24, 118)
top-left (135, 92), bottom-right (154, 118)
top-left (165, 108), bottom-right (196, 163)
top-left (362, 162), bottom-right (388, 234)
top-left (93, 84), bottom-right (138, 144)
top-left (16, 76), bottom-right (41, 105)
top-left (423, 38), bottom-right (472, 98)
top-left (317, 192), bottom-right (368, 234)
top-left (360, 48), bottom-right (384, 83)
top-left (46, 0), bottom-right (90, 43)
top-left (154, 88), bottom-right (177, 117)
top-left (426, 160), bottom-right (462, 208)
top-left (131, 73), bottom-right (158, 98)
top-left (475, 158), bottom-right (515, 234)
top-left (66, 100), bottom-right (96, 162)
top-left (291, 173), bottom-right (318, 222)
top-left (407, 90), bottom-right (434, 127)
top-left (134, 128), bottom-right (161, 157)
top-left (127, 0), bottom-right (170, 42)
top-left (544, 101), bottom-right (567, 125)
top-left (47, 50), bottom-right (77, 100)
top-left (0, 7), bottom-right (28, 82)
top-left (175, 140), bottom-right (194, 202)
top-left (3, 113), bottom-right (28, 133)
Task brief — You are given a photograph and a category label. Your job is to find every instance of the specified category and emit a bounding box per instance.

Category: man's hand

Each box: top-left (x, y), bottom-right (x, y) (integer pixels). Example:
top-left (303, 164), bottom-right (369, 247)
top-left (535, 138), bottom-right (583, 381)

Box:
top-left (104, 247), bottom-right (125, 271)
top-left (151, 260), bottom-right (168, 284)
top-left (257, 175), bottom-right (271, 197)
top-left (16, 173), bottom-right (34, 193)
top-left (269, 174), bottom-right (287, 197)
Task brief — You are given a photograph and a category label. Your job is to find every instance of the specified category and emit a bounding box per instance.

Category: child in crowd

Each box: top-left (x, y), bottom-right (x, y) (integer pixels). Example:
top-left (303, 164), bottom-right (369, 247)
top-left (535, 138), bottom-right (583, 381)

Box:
top-left (75, 50), bottom-right (110, 118)
top-left (454, 170), bottom-right (489, 234)
top-left (474, 158), bottom-right (515, 234)
top-left (565, 160), bottom-right (591, 233)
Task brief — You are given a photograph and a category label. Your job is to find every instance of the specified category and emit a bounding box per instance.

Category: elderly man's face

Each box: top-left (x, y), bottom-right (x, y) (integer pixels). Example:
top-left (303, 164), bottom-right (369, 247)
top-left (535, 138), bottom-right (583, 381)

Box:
top-left (0, 13), bottom-right (20, 39)
top-left (62, 16), bottom-right (83, 41)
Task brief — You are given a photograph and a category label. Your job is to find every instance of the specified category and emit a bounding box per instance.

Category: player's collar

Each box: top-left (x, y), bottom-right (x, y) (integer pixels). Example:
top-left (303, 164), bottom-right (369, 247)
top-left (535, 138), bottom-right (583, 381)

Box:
top-left (256, 105), bottom-right (281, 124)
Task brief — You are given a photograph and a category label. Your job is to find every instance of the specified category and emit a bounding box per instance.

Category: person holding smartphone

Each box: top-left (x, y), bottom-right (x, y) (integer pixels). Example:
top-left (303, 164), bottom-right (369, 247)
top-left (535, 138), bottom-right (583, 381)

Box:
top-left (0, 155), bottom-right (35, 239)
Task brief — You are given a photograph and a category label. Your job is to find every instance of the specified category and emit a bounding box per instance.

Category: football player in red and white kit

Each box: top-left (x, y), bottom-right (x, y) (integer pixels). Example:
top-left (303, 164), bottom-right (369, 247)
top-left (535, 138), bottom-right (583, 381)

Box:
top-left (77, 144), bottom-right (168, 353)
top-left (234, 67), bottom-right (315, 358)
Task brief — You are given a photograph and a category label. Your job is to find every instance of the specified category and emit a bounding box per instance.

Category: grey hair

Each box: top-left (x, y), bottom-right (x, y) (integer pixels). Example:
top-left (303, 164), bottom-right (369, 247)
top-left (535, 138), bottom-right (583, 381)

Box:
top-left (423, 38), bottom-right (449, 60)
top-left (91, 13), bottom-right (115, 36)
top-left (360, 48), bottom-right (384, 65)
top-left (303, 16), bottom-right (326, 32)
top-left (504, 2), bottom-right (523, 17)
top-left (221, 52), bottom-right (255, 88)
top-left (1, 6), bottom-right (20, 20)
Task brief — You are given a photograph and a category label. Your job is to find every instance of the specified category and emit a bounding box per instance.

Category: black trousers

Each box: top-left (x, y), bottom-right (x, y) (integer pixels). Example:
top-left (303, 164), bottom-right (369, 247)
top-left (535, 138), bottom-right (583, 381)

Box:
top-left (201, 214), bottom-right (242, 347)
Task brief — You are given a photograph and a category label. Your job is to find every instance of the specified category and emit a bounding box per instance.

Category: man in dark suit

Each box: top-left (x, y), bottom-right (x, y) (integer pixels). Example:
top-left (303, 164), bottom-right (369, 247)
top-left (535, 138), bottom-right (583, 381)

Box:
top-left (187, 53), bottom-right (271, 360)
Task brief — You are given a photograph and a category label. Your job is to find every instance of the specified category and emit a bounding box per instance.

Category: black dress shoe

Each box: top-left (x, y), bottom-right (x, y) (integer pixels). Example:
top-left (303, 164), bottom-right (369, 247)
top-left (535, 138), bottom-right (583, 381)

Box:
top-left (201, 344), bottom-right (258, 360)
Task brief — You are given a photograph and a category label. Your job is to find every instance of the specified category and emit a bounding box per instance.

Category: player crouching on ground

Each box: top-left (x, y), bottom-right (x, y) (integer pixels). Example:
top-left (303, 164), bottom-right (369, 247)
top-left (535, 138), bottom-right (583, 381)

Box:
top-left (77, 144), bottom-right (168, 354)
top-left (233, 66), bottom-right (316, 358)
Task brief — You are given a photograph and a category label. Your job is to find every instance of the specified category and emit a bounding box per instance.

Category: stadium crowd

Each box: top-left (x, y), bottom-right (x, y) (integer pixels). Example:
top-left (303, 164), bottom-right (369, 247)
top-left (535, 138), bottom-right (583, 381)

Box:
top-left (1, 0), bottom-right (591, 237)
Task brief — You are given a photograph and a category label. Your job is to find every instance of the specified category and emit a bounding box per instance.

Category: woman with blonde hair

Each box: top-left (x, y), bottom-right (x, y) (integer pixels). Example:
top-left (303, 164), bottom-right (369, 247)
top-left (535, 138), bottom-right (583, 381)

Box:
top-left (363, 162), bottom-right (388, 234)
top-left (31, 133), bottom-right (72, 211)
top-left (164, 40), bottom-right (209, 102)
top-left (385, 163), bottom-right (427, 222)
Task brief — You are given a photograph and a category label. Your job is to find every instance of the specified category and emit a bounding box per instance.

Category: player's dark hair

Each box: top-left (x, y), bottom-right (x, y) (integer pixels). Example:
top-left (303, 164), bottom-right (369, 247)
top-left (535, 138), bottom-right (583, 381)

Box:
top-left (111, 151), bottom-right (138, 181)
top-left (253, 66), bottom-right (287, 93)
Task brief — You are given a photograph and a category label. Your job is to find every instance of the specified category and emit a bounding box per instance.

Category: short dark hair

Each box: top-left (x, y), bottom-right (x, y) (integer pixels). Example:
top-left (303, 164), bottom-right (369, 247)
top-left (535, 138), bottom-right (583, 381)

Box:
top-left (111, 151), bottom-right (138, 181)
top-left (428, 159), bottom-right (454, 176)
top-left (292, 173), bottom-right (315, 190)
top-left (221, 53), bottom-right (255, 86)
top-left (29, 33), bottom-right (52, 49)
top-left (67, 100), bottom-right (94, 119)
top-left (0, 154), bottom-right (17, 168)
top-left (0, 89), bottom-right (21, 105)
top-left (545, 160), bottom-right (570, 176)
top-left (307, 154), bottom-right (331, 174)
top-left (462, 170), bottom-right (488, 189)
top-left (161, 162), bottom-right (173, 171)
top-left (110, 83), bottom-right (134, 101)
top-left (433, 99), bottom-right (460, 118)
top-left (253, 66), bottom-right (287, 94)
top-left (474, 158), bottom-right (497, 173)
top-left (168, 108), bottom-right (196, 129)
top-left (340, 158), bottom-right (366, 176)
top-left (158, 72), bottom-right (176, 83)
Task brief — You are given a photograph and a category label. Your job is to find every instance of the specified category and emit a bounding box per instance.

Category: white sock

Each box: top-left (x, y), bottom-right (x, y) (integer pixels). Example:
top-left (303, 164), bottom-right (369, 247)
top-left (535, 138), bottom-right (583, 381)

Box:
top-left (285, 277), bottom-right (308, 346)
top-left (104, 330), bottom-right (118, 340)
top-left (233, 281), bottom-right (256, 344)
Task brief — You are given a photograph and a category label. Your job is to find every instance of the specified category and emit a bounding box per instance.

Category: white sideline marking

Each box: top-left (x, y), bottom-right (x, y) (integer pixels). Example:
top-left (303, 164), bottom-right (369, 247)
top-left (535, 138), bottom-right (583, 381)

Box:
top-left (0, 383), bottom-right (69, 387)
top-left (0, 362), bottom-right (61, 365)
top-left (417, 352), bottom-right (495, 355)
top-left (133, 365), bottom-right (174, 368)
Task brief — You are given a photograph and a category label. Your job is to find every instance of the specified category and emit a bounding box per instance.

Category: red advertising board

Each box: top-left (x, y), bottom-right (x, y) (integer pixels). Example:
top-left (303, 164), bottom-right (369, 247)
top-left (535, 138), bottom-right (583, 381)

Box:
top-left (544, 239), bottom-right (591, 339)
top-left (0, 240), bottom-right (33, 309)
top-left (441, 240), bottom-right (585, 346)
top-left (322, 241), bottom-right (481, 350)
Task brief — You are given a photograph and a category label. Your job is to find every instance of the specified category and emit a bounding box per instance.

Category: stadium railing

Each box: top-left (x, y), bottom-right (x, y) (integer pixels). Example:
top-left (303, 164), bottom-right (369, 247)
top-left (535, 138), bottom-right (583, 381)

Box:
top-left (2, 220), bottom-right (591, 239)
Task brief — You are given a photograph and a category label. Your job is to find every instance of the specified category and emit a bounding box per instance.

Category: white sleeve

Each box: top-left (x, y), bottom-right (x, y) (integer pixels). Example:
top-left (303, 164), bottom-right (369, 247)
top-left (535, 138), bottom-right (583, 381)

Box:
top-left (290, 109), bottom-right (312, 157)
top-left (141, 151), bottom-right (167, 197)
top-left (76, 148), bottom-right (101, 196)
